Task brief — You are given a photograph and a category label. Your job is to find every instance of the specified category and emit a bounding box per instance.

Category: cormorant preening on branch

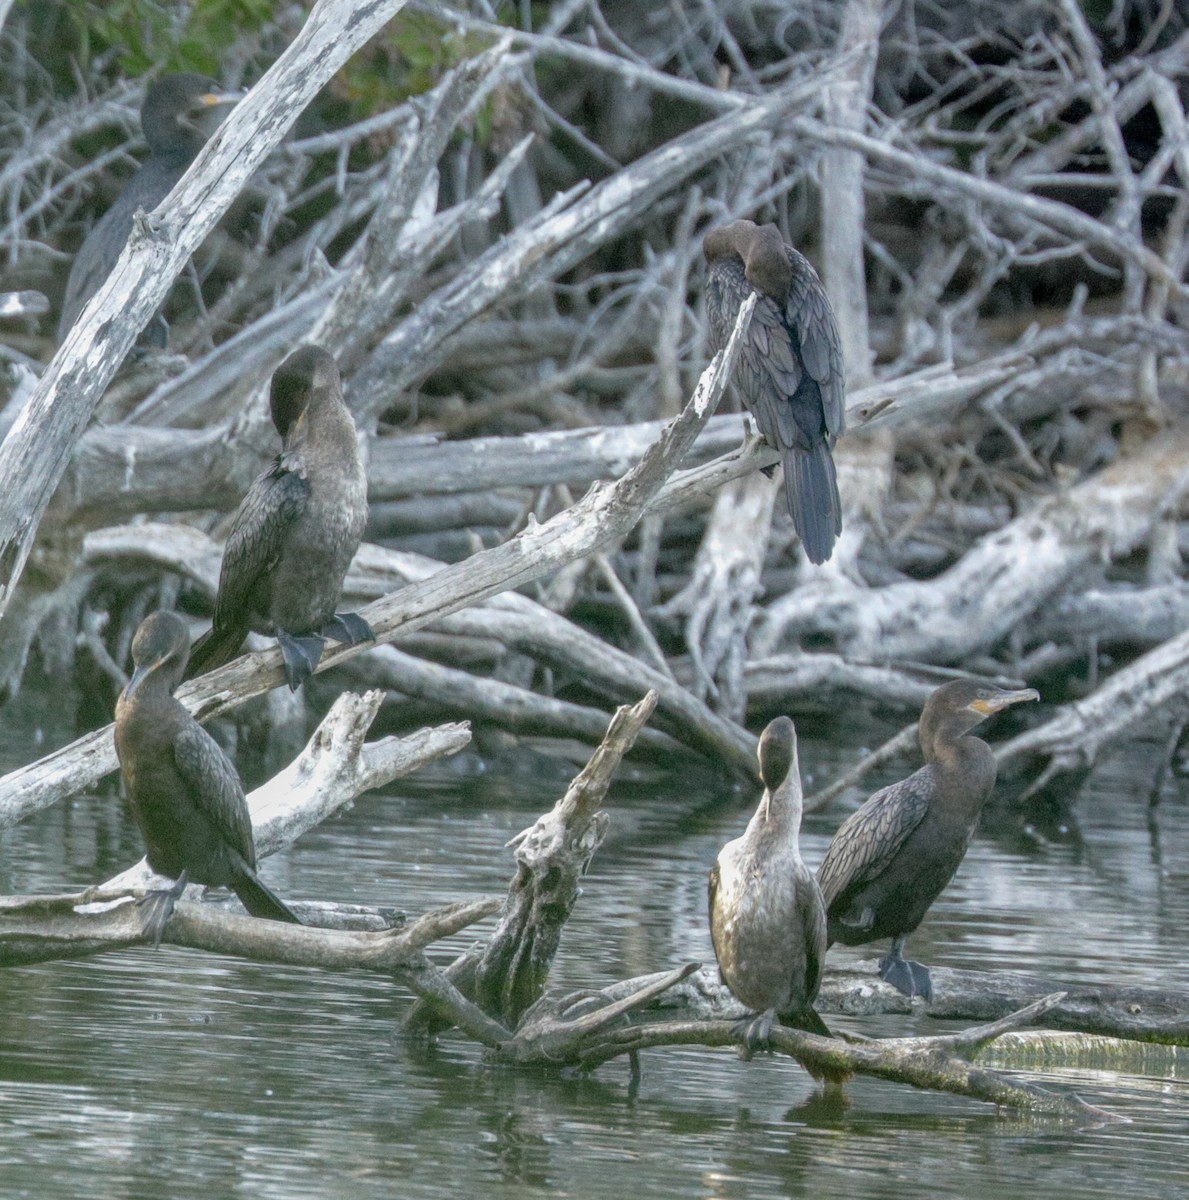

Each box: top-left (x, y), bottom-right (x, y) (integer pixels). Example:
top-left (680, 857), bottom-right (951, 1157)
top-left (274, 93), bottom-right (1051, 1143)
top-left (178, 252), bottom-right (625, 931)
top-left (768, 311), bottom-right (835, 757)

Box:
top-left (704, 219), bottom-right (846, 564)
top-left (185, 345), bottom-right (373, 690)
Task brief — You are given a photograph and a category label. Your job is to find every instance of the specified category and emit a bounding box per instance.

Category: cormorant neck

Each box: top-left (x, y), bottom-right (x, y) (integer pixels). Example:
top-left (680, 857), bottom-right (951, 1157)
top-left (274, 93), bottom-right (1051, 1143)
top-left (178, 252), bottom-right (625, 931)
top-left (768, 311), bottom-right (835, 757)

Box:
top-left (303, 394), bottom-right (358, 457)
top-left (123, 664), bottom-right (182, 709)
top-left (753, 777), bottom-right (805, 844)
top-left (927, 723), bottom-right (990, 764)
top-left (929, 731), bottom-right (997, 815)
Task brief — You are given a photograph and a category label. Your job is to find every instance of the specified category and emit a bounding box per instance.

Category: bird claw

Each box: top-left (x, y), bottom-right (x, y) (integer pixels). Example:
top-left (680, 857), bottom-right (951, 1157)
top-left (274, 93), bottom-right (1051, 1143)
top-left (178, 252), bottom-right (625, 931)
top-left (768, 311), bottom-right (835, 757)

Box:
top-left (732, 1009), bottom-right (775, 1056)
top-left (321, 612), bottom-right (375, 646)
top-left (276, 631), bottom-right (324, 691)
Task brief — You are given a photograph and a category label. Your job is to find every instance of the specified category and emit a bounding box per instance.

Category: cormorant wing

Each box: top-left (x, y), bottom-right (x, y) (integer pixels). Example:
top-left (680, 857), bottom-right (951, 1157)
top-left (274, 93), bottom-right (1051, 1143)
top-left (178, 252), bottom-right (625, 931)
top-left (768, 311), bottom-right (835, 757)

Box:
top-left (741, 295), bottom-right (810, 451)
top-left (707, 860), bottom-right (727, 978)
top-left (796, 865), bottom-right (828, 1001)
top-left (816, 768), bottom-right (933, 910)
top-left (172, 721), bottom-right (256, 866)
top-left (212, 456), bottom-right (311, 627)
top-left (58, 159), bottom-right (181, 340)
top-left (785, 264), bottom-right (846, 441)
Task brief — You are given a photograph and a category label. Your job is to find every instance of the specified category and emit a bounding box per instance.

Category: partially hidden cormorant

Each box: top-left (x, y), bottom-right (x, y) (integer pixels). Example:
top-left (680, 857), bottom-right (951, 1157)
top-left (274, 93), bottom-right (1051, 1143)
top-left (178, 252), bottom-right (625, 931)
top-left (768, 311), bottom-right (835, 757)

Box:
top-left (184, 345), bottom-right (373, 691)
top-left (709, 716), bottom-right (831, 1048)
top-left (114, 610), bottom-right (300, 943)
top-left (816, 679), bottom-right (1039, 1001)
top-left (703, 219), bottom-right (846, 565)
top-left (58, 73), bottom-right (240, 342)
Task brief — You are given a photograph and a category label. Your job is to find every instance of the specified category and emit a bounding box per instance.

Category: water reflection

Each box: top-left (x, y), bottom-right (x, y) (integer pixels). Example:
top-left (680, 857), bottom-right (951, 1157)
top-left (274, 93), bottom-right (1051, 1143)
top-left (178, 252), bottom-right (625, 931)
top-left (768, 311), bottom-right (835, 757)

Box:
top-left (2, 707), bottom-right (1188, 1199)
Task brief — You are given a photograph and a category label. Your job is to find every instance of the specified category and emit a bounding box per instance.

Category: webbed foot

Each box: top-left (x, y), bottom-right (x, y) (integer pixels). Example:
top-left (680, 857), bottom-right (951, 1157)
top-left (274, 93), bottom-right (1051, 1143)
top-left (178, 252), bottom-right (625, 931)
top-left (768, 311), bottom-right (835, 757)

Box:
top-left (877, 945), bottom-right (933, 1002)
top-left (276, 631), bottom-right (324, 691)
top-left (138, 871), bottom-right (188, 949)
top-left (321, 612), bottom-right (375, 646)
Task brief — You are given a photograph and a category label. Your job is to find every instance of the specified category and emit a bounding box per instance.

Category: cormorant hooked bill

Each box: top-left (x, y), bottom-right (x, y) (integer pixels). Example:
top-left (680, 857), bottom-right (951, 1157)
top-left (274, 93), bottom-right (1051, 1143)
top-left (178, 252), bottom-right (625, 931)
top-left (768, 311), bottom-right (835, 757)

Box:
top-left (58, 73), bottom-right (240, 342)
top-left (816, 679), bottom-right (1039, 1001)
top-left (703, 219), bottom-right (846, 565)
top-left (184, 345), bottom-right (373, 691)
top-left (709, 716), bottom-right (831, 1049)
top-left (114, 610), bottom-right (300, 943)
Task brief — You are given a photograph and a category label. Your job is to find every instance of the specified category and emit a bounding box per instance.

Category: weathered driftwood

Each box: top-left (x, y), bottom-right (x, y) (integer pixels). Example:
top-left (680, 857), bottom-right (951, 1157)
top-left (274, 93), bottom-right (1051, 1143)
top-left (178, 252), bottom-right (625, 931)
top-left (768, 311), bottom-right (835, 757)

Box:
top-left (645, 960), bottom-right (1189, 1048)
top-left (0, 0), bottom-right (416, 620)
top-left (55, 340), bottom-right (1033, 526)
top-left (823, 962), bottom-right (1189, 1045)
top-left (658, 467), bottom-right (778, 722)
top-left (755, 430), bottom-right (1189, 662)
top-left (518, 991), bottom-right (1115, 1118)
top-left (347, 66), bottom-right (838, 424)
top-left (99, 691), bottom-right (472, 901)
top-left (473, 691), bottom-right (658, 1026)
top-left (0, 881), bottom-right (1110, 1114)
top-left (0, 888), bottom-right (504, 1041)
top-left (0, 294), bottom-right (756, 823)
top-left (998, 624), bottom-right (1189, 792)
top-left (344, 643), bottom-right (682, 755)
top-left (83, 528), bottom-right (756, 770)
top-left (0, 682), bottom-right (468, 849)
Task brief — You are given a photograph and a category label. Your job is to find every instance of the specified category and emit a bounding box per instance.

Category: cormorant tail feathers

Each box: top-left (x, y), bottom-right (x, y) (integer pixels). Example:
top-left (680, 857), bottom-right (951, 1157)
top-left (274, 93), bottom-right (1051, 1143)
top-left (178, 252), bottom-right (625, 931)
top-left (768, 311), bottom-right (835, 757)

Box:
top-left (232, 868), bottom-right (301, 924)
top-left (183, 623), bottom-right (248, 681)
top-left (784, 438), bottom-right (841, 565)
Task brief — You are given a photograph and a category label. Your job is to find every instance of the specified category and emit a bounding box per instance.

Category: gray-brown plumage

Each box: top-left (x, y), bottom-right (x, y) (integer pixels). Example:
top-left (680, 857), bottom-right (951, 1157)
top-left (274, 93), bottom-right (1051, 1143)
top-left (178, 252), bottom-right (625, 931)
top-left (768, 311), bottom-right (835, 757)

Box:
top-left (59, 74), bottom-right (239, 342)
top-left (703, 219), bottom-right (845, 564)
top-left (709, 716), bottom-right (830, 1048)
top-left (817, 679), bottom-right (1039, 1001)
top-left (185, 345), bottom-right (373, 690)
top-left (114, 611), bottom-right (300, 943)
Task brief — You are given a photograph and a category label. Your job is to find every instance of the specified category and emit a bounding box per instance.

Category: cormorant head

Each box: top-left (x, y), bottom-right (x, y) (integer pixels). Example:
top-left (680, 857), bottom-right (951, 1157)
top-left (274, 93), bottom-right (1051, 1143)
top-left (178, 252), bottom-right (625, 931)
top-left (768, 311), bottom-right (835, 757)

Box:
top-left (920, 678), bottom-right (1039, 755)
top-left (757, 715), bottom-right (798, 805)
top-left (141, 73), bottom-right (240, 162)
top-left (269, 345), bottom-right (342, 447)
top-left (703, 219), bottom-right (792, 300)
top-left (123, 610), bottom-right (191, 700)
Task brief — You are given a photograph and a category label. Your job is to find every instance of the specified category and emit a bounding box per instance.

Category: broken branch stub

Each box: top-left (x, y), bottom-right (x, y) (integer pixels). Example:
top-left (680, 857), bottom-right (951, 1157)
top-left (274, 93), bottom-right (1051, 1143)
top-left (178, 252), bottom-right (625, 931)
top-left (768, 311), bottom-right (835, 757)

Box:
top-left (473, 691), bottom-right (658, 1027)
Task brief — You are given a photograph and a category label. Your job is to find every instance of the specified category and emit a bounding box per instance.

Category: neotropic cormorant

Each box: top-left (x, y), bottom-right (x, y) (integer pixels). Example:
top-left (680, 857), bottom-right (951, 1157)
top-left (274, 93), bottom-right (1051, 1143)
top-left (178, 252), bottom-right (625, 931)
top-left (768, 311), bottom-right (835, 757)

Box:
top-left (58, 73), bottom-right (239, 342)
top-left (185, 345), bottom-right (373, 690)
top-left (703, 219), bottom-right (846, 565)
top-left (114, 610), bottom-right (300, 943)
top-left (709, 716), bottom-right (830, 1048)
top-left (816, 679), bottom-right (1039, 1001)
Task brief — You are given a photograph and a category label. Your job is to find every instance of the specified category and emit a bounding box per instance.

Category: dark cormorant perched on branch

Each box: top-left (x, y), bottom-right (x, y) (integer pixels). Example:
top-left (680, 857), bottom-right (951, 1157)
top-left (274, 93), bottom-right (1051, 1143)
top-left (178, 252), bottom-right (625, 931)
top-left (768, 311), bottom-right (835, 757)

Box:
top-left (114, 611), bottom-right (300, 943)
top-left (185, 345), bottom-right (373, 691)
top-left (703, 219), bottom-right (846, 565)
top-left (709, 716), bottom-right (831, 1048)
top-left (817, 679), bottom-right (1039, 1001)
top-left (58, 73), bottom-right (240, 342)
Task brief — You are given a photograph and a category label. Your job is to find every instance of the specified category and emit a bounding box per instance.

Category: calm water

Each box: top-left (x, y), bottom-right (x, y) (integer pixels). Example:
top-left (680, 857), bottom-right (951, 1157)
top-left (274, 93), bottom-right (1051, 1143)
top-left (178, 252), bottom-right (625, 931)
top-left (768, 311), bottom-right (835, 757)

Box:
top-left (2, 690), bottom-right (1188, 1199)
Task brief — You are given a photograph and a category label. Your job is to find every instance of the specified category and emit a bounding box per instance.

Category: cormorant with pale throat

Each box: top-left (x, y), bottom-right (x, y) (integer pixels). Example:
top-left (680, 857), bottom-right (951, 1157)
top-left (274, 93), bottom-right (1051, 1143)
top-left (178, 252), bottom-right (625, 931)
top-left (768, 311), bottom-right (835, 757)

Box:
top-left (710, 716), bottom-right (830, 1048)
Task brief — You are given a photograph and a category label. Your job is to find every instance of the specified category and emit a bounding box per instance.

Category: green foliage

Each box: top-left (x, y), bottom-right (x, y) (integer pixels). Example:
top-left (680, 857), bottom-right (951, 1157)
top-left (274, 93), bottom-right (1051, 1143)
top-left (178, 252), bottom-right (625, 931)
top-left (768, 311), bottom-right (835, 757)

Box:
top-left (39, 0), bottom-right (275, 78)
top-left (335, 10), bottom-right (484, 118)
